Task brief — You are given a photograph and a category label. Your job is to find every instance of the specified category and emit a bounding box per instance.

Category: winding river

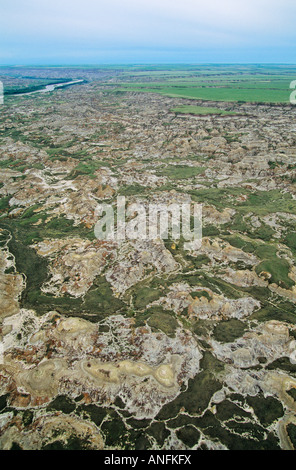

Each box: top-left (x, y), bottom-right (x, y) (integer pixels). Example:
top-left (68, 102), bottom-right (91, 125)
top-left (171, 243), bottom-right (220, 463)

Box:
top-left (15, 79), bottom-right (84, 96)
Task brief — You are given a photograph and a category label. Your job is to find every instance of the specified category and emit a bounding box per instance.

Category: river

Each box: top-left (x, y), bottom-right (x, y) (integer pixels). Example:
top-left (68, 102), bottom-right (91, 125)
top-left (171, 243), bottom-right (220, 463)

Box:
top-left (16, 79), bottom-right (84, 96)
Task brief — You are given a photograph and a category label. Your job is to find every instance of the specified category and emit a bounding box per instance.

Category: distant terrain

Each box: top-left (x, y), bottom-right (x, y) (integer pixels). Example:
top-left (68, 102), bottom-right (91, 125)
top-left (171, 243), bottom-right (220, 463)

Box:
top-left (106, 64), bottom-right (296, 103)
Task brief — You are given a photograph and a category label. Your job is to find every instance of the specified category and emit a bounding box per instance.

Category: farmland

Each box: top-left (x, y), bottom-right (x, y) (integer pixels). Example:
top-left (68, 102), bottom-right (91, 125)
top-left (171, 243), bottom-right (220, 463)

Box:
top-left (104, 64), bottom-right (296, 103)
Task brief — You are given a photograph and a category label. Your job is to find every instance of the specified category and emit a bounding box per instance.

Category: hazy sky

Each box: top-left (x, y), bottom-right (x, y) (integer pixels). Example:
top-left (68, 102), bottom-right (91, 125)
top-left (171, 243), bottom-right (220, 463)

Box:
top-left (1, 0), bottom-right (296, 64)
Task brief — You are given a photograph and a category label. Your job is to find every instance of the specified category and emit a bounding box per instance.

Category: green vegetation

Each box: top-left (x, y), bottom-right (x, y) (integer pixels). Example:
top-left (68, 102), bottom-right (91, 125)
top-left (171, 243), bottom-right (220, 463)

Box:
top-left (101, 412), bottom-right (128, 447)
top-left (129, 86), bottom-right (291, 103)
top-left (132, 287), bottom-right (162, 310)
top-left (287, 388), bottom-right (296, 401)
top-left (146, 422), bottom-right (170, 446)
top-left (225, 233), bottom-right (295, 290)
top-left (255, 258), bottom-right (294, 289)
top-left (287, 424), bottom-right (296, 448)
top-left (284, 232), bottom-right (296, 254)
top-left (147, 310), bottom-right (179, 337)
top-left (118, 183), bottom-right (148, 196)
top-left (0, 196), bottom-right (11, 213)
top-left (77, 403), bottom-right (107, 426)
top-left (188, 188), bottom-right (296, 217)
top-left (176, 426), bottom-right (200, 448)
top-left (246, 395), bottom-right (284, 426)
top-left (47, 395), bottom-right (76, 414)
top-left (103, 64), bottom-right (296, 104)
top-left (157, 164), bottom-right (206, 180)
top-left (213, 319), bottom-right (247, 343)
top-left (0, 217), bottom-right (124, 319)
top-left (68, 159), bottom-right (110, 178)
top-left (41, 437), bottom-right (93, 450)
top-left (156, 352), bottom-right (224, 421)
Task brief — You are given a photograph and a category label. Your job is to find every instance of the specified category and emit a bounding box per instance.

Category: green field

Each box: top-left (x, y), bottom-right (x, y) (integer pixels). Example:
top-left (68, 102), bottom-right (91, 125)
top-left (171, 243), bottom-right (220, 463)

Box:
top-left (103, 64), bottom-right (296, 103)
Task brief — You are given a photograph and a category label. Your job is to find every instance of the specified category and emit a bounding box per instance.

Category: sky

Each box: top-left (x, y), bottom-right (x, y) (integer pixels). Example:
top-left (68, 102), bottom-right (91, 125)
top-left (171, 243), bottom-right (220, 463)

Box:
top-left (0, 0), bottom-right (296, 64)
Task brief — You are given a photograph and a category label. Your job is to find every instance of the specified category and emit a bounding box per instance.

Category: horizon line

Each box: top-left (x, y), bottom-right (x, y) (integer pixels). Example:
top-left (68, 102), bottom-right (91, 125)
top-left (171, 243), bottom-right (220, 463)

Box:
top-left (1, 62), bottom-right (296, 67)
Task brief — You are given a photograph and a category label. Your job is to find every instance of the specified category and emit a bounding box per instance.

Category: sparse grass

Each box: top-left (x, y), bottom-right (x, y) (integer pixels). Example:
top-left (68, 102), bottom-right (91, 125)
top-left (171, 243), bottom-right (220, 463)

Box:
top-left (157, 164), bottom-right (206, 180)
top-left (171, 105), bottom-right (236, 116)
